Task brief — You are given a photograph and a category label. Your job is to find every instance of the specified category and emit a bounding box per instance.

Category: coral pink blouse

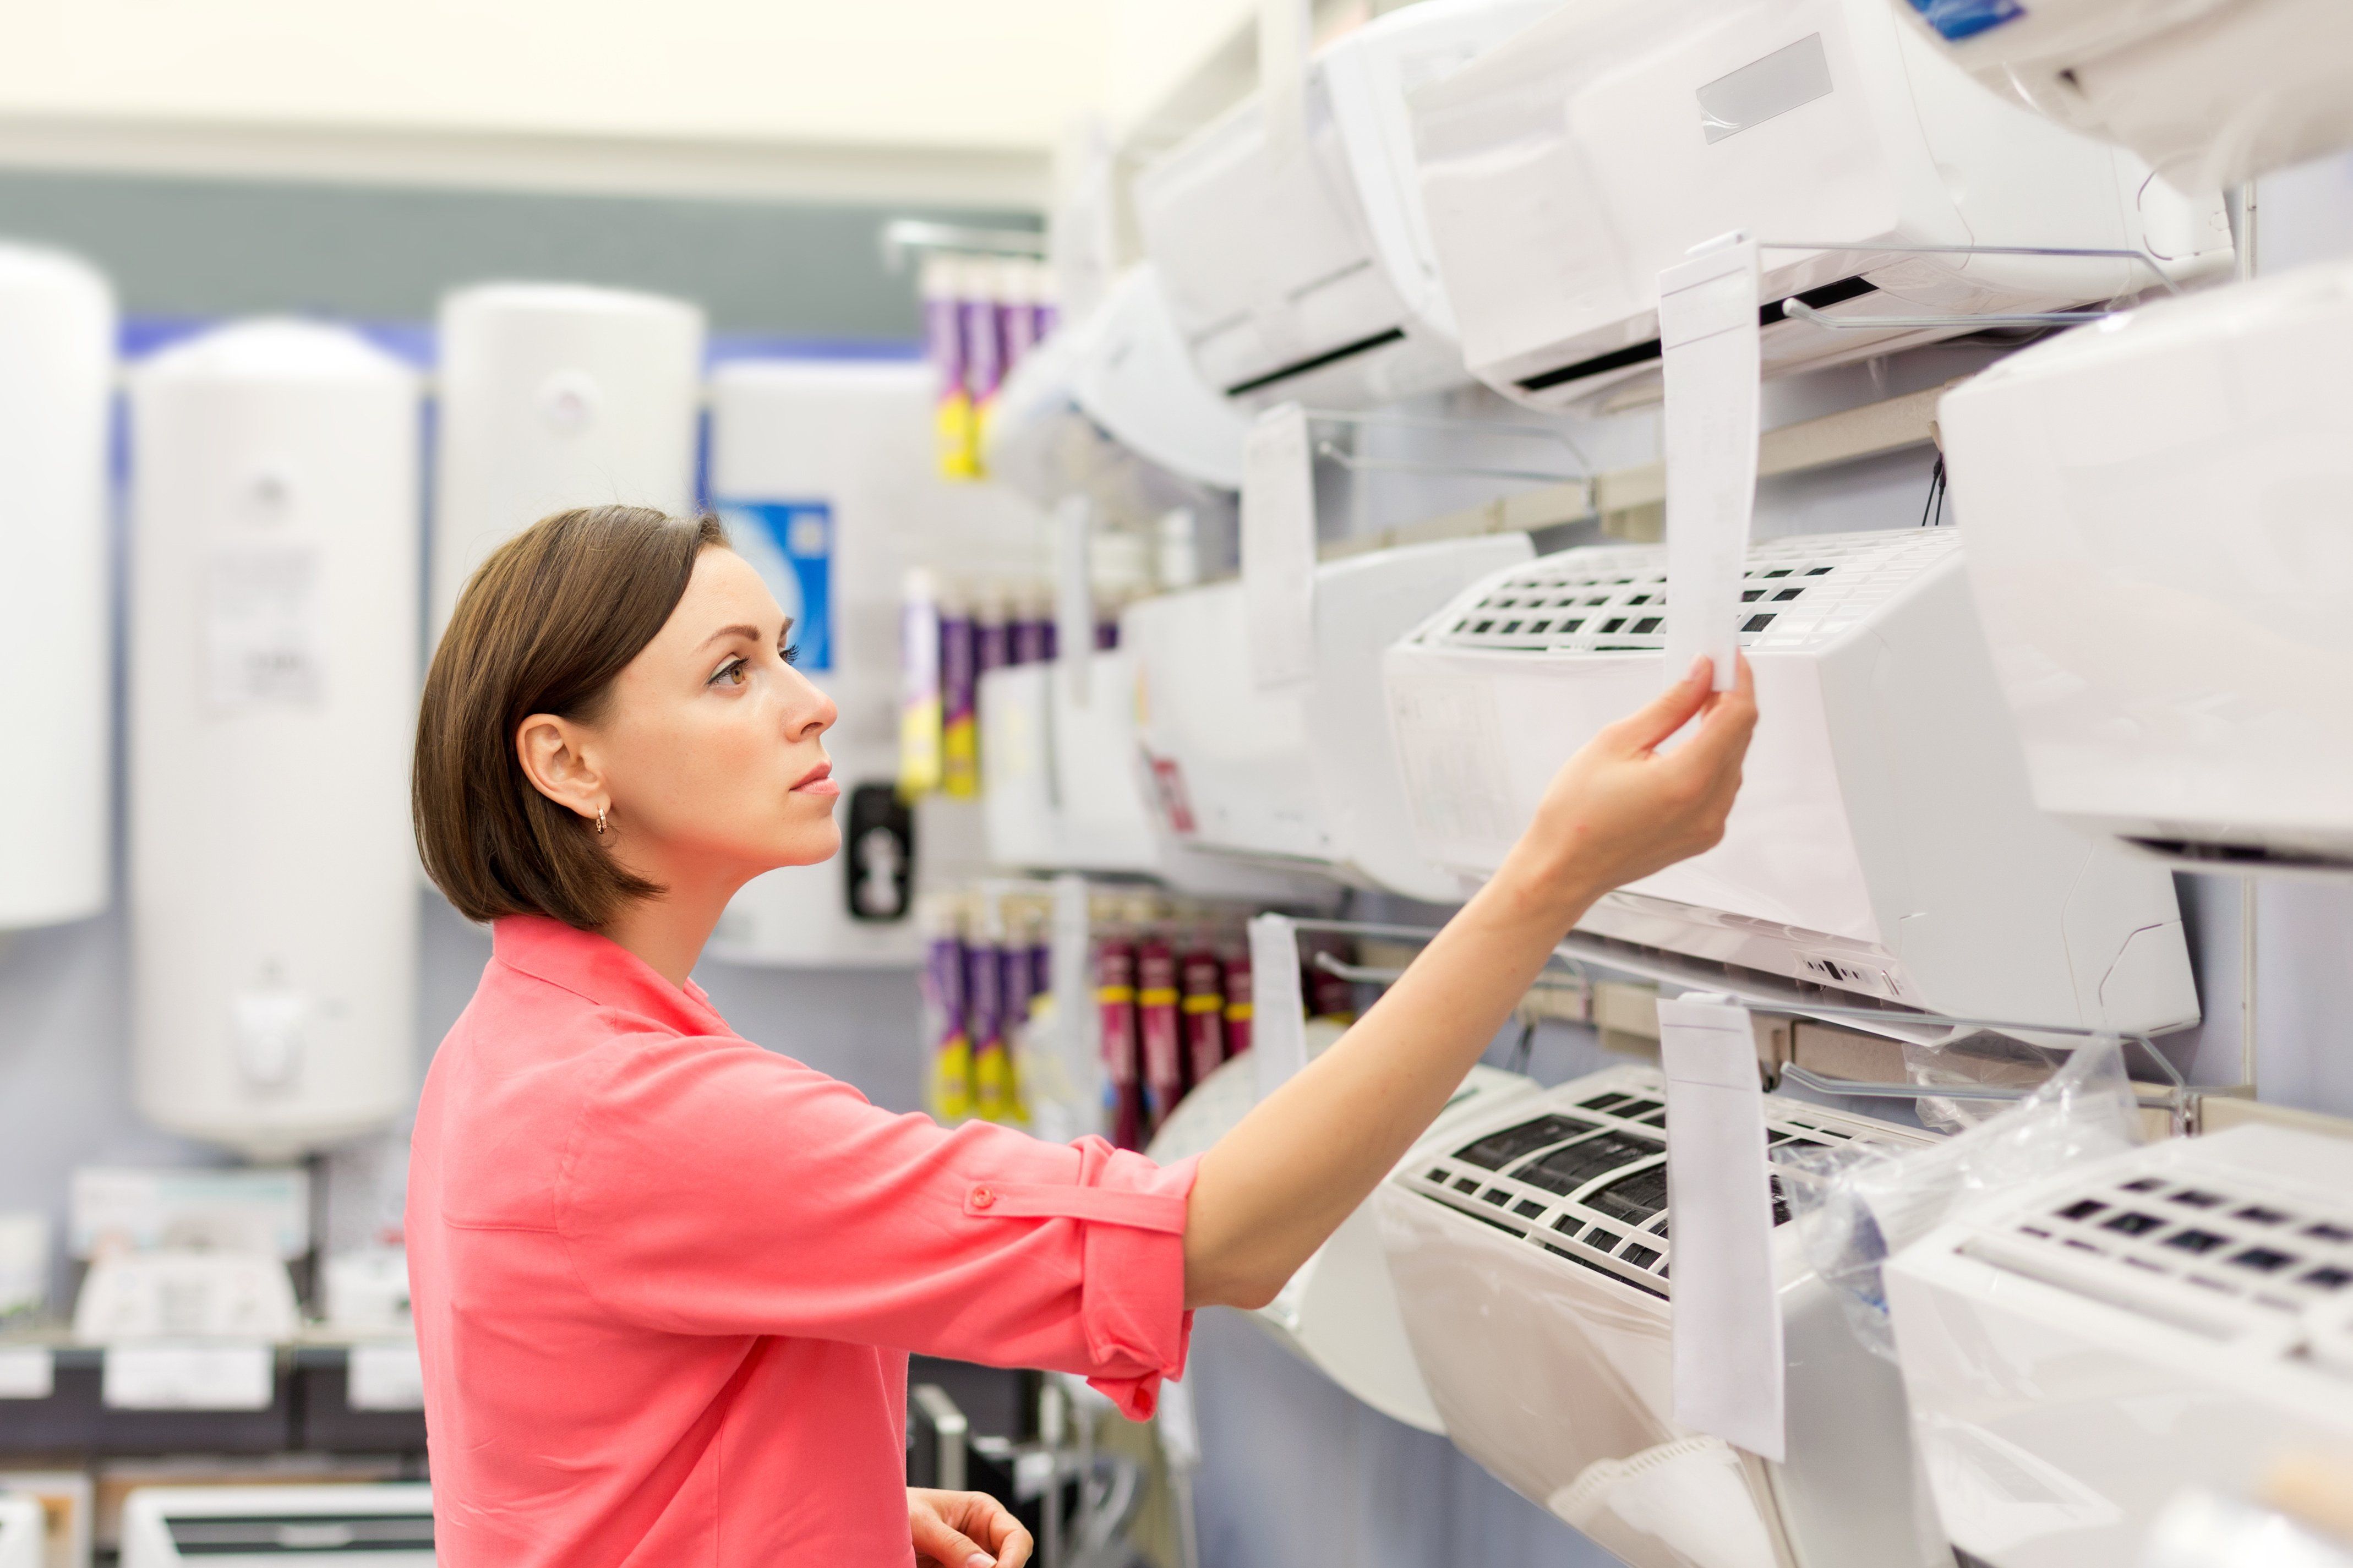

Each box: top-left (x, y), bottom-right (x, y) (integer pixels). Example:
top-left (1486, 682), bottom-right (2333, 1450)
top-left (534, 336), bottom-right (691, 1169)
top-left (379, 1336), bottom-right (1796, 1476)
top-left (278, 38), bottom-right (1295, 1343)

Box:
top-left (406, 915), bottom-right (1197, 1567)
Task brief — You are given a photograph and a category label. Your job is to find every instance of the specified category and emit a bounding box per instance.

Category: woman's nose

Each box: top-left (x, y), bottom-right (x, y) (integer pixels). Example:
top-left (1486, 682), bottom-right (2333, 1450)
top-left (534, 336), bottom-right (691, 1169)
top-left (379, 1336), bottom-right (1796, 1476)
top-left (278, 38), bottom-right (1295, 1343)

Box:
top-left (781, 670), bottom-right (836, 740)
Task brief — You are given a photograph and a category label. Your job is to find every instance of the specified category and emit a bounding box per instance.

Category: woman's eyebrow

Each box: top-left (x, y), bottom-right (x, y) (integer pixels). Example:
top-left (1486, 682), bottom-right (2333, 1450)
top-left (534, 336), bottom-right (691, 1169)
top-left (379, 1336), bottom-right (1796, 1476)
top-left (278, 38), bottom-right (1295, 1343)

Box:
top-left (776, 619), bottom-right (796, 644)
top-left (699, 623), bottom-right (764, 650)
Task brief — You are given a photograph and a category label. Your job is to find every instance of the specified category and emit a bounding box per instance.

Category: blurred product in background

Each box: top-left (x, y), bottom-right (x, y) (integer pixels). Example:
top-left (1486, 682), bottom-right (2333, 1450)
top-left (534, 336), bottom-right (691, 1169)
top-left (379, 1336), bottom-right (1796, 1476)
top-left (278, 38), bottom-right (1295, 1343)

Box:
top-left (430, 283), bottom-right (704, 639)
top-left (128, 321), bottom-right (422, 1157)
top-left (0, 244), bottom-right (113, 936)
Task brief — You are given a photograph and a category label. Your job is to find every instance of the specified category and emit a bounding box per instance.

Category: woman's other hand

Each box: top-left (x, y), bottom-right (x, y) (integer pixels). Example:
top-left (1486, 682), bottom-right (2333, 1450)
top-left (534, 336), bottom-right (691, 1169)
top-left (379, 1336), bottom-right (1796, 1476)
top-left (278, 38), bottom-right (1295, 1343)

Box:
top-left (1500, 652), bottom-right (1758, 924)
top-left (909, 1487), bottom-right (1033, 1568)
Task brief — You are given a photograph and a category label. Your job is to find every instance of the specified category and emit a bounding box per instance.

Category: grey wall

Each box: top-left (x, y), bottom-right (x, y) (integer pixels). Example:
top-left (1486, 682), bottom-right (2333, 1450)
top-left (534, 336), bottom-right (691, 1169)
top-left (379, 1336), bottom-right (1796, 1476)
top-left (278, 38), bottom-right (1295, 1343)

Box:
top-left (0, 168), bottom-right (1034, 340)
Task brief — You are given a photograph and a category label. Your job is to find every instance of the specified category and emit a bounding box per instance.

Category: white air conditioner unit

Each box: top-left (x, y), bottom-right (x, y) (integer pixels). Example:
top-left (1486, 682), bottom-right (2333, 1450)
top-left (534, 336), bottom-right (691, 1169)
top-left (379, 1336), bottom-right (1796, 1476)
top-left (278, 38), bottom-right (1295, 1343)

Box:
top-left (0, 1494), bottom-right (40, 1568)
top-left (1886, 1124), bottom-right (2353, 1568)
top-left (1377, 1064), bottom-right (1946, 1568)
top-left (1134, 0), bottom-right (1563, 410)
top-left (1123, 534), bottom-right (1533, 899)
top-left (1409, 0), bottom-right (2231, 412)
top-left (1385, 531), bottom-right (2199, 1032)
top-left (120, 1485), bottom-right (435, 1568)
top-left (1151, 1054), bottom-right (1536, 1432)
top-left (977, 653), bottom-right (1320, 900)
top-left (1888, 0), bottom-right (2353, 193)
top-left (985, 265), bottom-right (1251, 506)
top-left (1935, 258), bottom-right (2353, 872)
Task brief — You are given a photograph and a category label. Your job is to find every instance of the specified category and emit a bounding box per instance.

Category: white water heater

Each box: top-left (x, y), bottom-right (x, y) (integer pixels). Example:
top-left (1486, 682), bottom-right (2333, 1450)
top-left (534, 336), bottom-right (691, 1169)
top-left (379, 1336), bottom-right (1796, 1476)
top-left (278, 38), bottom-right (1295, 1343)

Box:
top-left (430, 282), bottom-right (703, 638)
top-left (705, 359), bottom-right (1010, 966)
top-left (0, 244), bottom-right (114, 931)
top-left (128, 321), bottom-right (422, 1156)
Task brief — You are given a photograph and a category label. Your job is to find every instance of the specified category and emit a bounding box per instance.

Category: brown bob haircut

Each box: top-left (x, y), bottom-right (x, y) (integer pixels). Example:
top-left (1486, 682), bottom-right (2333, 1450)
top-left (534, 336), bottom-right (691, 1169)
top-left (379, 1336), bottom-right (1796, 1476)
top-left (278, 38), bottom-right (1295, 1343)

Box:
top-left (414, 504), bottom-right (729, 930)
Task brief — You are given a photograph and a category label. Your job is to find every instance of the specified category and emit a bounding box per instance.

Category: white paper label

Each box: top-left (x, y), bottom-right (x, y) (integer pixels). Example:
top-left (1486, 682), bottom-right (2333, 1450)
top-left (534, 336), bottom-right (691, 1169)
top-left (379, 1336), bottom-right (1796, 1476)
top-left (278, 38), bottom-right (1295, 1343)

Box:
top-left (1052, 495), bottom-right (1093, 706)
top-left (102, 1342), bottom-right (274, 1411)
top-left (347, 1340), bottom-right (427, 1411)
top-left (1657, 993), bottom-right (1784, 1462)
top-left (1658, 235), bottom-right (1761, 693)
top-left (0, 1346), bottom-right (54, 1399)
top-left (1242, 404), bottom-right (1317, 690)
top-left (1249, 914), bottom-right (1308, 1103)
top-left (206, 547), bottom-right (325, 709)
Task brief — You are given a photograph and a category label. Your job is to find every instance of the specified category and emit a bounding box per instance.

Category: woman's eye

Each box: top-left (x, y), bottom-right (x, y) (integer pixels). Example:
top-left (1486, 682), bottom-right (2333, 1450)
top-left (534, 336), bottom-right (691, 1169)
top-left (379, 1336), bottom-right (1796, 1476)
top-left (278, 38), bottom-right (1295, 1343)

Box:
top-left (709, 657), bottom-right (749, 687)
top-left (782, 643), bottom-right (801, 668)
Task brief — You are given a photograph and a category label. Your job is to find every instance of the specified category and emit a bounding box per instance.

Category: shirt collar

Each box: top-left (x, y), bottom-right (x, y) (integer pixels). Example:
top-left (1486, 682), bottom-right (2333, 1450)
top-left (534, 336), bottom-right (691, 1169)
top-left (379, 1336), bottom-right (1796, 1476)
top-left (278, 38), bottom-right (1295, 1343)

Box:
top-left (490, 914), bottom-right (730, 1037)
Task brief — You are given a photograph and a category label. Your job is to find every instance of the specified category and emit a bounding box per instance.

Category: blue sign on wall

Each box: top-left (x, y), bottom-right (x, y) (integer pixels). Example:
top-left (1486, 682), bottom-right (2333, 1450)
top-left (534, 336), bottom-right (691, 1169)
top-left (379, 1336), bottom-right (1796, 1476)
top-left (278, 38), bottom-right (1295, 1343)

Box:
top-left (716, 499), bottom-right (836, 673)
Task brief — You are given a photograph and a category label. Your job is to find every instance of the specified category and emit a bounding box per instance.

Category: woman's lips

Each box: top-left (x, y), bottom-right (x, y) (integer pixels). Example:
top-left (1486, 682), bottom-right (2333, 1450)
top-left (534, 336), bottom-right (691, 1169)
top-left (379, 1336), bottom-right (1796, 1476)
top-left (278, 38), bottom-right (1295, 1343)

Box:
top-left (791, 761), bottom-right (840, 799)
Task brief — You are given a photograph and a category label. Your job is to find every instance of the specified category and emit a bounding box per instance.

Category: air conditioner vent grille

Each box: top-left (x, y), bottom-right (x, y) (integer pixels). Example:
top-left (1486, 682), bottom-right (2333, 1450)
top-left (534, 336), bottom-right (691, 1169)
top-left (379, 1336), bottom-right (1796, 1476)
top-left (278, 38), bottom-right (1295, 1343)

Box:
top-left (1404, 1067), bottom-right (1925, 1300)
top-left (1966, 1154), bottom-right (2353, 1364)
top-left (1417, 529), bottom-right (1959, 656)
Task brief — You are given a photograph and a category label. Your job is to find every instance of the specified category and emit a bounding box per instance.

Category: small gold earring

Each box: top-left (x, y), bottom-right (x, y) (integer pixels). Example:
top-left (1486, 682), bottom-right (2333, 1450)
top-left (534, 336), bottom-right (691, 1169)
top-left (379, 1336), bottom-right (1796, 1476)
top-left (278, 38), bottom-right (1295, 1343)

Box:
top-left (596, 804), bottom-right (609, 835)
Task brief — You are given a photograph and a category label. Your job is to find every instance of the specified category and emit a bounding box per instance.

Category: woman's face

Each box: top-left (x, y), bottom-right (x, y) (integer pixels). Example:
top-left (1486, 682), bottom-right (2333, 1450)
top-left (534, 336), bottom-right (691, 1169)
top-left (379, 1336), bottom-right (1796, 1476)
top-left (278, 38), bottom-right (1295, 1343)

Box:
top-left (569, 546), bottom-right (842, 887)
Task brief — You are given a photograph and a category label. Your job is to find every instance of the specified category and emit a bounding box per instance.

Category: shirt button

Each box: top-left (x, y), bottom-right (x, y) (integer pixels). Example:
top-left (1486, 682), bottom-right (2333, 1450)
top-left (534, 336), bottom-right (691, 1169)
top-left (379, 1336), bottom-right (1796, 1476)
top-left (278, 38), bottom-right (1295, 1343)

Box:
top-left (970, 1187), bottom-right (995, 1209)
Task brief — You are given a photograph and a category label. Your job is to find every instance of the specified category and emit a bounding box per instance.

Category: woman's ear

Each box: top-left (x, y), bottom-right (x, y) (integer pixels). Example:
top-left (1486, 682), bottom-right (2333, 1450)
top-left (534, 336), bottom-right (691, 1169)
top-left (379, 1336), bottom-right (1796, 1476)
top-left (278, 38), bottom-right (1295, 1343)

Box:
top-left (516, 713), bottom-right (605, 824)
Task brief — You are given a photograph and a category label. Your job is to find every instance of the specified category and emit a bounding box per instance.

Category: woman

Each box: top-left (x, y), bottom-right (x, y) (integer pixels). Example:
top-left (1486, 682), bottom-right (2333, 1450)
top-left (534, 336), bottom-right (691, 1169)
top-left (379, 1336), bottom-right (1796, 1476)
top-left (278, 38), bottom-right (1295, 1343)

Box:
top-left (407, 505), bottom-right (1755, 1568)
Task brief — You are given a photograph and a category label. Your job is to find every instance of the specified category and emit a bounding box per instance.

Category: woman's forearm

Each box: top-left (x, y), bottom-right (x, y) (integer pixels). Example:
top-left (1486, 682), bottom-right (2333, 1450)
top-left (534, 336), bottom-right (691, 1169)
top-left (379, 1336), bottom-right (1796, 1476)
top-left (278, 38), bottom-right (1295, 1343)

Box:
top-left (1181, 655), bottom-right (1756, 1310)
top-left (1182, 856), bottom-right (1599, 1308)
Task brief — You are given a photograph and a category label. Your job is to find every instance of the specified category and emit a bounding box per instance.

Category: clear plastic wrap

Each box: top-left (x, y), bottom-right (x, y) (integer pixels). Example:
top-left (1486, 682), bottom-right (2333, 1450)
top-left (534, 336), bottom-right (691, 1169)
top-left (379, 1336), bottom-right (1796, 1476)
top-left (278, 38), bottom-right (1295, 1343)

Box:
top-left (1783, 1040), bottom-right (2145, 1364)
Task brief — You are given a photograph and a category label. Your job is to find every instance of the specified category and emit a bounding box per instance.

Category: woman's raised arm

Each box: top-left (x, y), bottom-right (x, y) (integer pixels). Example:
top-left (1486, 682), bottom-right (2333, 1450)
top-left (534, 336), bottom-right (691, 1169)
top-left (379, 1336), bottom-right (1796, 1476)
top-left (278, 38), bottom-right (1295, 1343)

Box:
top-left (1182, 654), bottom-right (1759, 1309)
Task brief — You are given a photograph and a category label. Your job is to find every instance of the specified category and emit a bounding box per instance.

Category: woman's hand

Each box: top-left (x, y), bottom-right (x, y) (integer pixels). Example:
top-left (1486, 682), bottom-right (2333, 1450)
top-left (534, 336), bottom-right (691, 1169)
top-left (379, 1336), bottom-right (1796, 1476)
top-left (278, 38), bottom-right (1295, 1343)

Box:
top-left (1497, 653), bottom-right (1757, 927)
top-left (909, 1487), bottom-right (1032, 1568)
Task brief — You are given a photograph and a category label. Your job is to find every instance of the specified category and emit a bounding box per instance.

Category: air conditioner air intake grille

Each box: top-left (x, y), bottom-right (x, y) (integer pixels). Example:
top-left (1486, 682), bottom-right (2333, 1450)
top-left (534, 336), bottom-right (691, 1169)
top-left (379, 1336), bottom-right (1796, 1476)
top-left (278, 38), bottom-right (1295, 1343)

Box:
top-left (1416, 530), bottom-right (1959, 656)
top-left (1403, 1067), bottom-right (1921, 1302)
top-left (1960, 1154), bottom-right (2353, 1368)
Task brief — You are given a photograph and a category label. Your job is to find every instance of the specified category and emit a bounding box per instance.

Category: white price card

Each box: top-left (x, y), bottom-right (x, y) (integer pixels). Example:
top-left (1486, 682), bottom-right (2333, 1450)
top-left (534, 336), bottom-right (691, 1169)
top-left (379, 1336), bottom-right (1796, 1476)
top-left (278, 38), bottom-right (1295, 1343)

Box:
top-left (0, 1346), bottom-right (54, 1400)
top-left (347, 1340), bottom-right (427, 1411)
top-left (1241, 403), bottom-right (1317, 691)
top-left (206, 547), bottom-right (325, 709)
top-left (1657, 992), bottom-right (1784, 1462)
top-left (102, 1342), bottom-right (274, 1412)
top-left (1052, 494), bottom-right (1094, 705)
top-left (1658, 233), bottom-right (1761, 693)
top-left (1249, 914), bottom-right (1309, 1103)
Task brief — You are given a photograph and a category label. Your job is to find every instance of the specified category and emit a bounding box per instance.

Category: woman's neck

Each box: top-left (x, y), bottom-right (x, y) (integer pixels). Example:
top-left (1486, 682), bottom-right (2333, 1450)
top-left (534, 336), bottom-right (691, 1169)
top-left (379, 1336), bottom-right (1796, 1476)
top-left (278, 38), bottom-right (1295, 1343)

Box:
top-left (598, 878), bottom-right (738, 991)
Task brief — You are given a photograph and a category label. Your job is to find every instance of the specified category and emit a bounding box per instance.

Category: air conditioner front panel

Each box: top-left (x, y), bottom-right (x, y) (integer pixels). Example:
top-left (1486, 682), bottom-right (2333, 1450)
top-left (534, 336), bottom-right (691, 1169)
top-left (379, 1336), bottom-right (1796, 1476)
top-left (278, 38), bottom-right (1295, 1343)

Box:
top-left (1306, 534), bottom-right (1537, 902)
top-left (1942, 259), bottom-right (2353, 867)
top-left (1885, 1127), bottom-right (2353, 1567)
top-left (1378, 1066), bottom-right (1943, 1567)
top-left (1384, 643), bottom-right (1880, 943)
top-left (1410, 0), bottom-right (2224, 409)
top-left (1127, 586), bottom-right (1332, 865)
top-left (1385, 531), bottom-right (2195, 1028)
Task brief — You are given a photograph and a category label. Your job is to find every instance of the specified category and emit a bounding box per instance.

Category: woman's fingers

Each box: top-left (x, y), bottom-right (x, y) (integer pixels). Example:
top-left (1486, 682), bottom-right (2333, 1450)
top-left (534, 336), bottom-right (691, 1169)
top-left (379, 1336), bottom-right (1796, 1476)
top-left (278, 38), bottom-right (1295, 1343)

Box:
top-left (908, 1490), bottom-right (997, 1568)
top-left (908, 1488), bottom-right (1033, 1568)
top-left (1667, 653), bottom-right (1759, 785)
top-left (1607, 655), bottom-right (1717, 754)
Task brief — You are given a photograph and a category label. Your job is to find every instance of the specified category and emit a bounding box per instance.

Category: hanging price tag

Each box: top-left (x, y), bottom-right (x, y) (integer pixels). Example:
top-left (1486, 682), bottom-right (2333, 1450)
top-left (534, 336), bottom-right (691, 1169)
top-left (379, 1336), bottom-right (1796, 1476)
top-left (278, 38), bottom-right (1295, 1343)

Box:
top-left (1657, 992), bottom-right (1783, 1462)
top-left (1658, 233), bottom-right (1761, 693)
top-left (1242, 403), bottom-right (1317, 690)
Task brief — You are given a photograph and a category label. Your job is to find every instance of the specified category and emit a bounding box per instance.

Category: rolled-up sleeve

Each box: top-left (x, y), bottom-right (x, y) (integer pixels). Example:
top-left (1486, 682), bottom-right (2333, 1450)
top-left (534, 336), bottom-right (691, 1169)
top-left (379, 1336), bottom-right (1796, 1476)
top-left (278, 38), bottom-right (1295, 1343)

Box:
top-left (555, 1032), bottom-right (1197, 1417)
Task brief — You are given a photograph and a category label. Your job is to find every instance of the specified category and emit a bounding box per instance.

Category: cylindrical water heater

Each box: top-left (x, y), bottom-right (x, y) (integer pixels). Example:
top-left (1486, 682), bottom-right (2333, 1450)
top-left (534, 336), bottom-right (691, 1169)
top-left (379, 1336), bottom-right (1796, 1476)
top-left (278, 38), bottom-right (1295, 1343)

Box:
top-left (705, 359), bottom-right (1008, 967)
top-left (430, 283), bottom-right (705, 638)
top-left (128, 321), bottom-right (422, 1157)
top-left (0, 244), bottom-right (115, 931)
